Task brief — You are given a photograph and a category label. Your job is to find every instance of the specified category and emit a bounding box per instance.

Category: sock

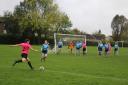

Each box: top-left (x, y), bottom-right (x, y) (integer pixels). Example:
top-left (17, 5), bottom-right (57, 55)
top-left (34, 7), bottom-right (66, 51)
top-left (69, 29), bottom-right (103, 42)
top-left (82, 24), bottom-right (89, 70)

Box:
top-left (13, 60), bottom-right (22, 66)
top-left (28, 61), bottom-right (33, 70)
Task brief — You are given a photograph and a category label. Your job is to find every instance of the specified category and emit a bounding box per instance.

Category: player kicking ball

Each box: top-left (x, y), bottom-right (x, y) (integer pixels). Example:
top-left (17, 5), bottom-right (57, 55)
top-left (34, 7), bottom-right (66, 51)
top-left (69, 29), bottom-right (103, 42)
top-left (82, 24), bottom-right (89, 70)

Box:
top-left (41, 40), bottom-right (49, 62)
top-left (10, 39), bottom-right (38, 70)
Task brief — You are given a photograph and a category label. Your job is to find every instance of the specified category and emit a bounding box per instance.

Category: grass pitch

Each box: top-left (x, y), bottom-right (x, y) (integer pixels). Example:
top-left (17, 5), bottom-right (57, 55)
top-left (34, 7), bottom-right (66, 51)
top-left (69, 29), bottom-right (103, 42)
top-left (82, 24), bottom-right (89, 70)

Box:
top-left (0, 45), bottom-right (128, 85)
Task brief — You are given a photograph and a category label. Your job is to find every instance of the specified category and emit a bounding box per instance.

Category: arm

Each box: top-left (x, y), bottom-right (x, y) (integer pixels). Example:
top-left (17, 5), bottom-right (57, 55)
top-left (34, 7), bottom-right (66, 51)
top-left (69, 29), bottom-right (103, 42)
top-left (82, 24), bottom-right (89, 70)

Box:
top-left (30, 47), bottom-right (38, 52)
top-left (9, 44), bottom-right (21, 47)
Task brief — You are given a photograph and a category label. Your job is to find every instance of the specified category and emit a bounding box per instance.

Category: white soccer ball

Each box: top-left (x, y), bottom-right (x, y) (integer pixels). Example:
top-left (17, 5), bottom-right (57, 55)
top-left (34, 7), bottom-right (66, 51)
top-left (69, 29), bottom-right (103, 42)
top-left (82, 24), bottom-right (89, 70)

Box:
top-left (39, 66), bottom-right (45, 70)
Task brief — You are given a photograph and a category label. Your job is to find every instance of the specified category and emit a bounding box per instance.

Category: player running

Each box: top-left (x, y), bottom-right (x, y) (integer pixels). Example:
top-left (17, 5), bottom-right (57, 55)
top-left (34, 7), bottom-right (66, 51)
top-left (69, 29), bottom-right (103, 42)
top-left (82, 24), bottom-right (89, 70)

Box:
top-left (114, 42), bottom-right (119, 55)
top-left (41, 40), bottom-right (49, 62)
top-left (97, 41), bottom-right (103, 56)
top-left (10, 39), bottom-right (38, 70)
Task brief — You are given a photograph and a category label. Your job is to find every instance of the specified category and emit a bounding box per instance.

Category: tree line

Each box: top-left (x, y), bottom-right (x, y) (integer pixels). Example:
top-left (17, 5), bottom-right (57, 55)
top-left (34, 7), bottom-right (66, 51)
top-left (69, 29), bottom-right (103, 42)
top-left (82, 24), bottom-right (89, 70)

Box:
top-left (111, 14), bottom-right (128, 42)
top-left (0, 0), bottom-right (73, 43)
top-left (0, 0), bottom-right (128, 43)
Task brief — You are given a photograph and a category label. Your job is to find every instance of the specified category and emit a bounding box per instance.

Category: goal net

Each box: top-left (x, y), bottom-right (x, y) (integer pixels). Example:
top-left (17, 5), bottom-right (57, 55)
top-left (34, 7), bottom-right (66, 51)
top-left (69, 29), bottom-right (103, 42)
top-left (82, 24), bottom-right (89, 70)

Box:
top-left (53, 33), bottom-right (86, 54)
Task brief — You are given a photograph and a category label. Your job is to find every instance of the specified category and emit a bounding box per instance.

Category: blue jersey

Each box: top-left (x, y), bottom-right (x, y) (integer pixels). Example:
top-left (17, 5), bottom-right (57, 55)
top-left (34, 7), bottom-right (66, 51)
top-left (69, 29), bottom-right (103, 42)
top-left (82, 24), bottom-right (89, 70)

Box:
top-left (98, 43), bottom-right (103, 48)
top-left (58, 41), bottom-right (63, 47)
top-left (104, 44), bottom-right (109, 49)
top-left (41, 44), bottom-right (49, 51)
top-left (79, 42), bottom-right (82, 48)
top-left (76, 42), bottom-right (81, 49)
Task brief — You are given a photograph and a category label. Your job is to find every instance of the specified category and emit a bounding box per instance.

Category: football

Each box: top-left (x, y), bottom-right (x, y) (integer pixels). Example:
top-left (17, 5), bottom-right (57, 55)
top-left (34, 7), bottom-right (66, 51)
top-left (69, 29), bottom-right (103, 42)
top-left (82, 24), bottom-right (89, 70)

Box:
top-left (39, 66), bottom-right (45, 70)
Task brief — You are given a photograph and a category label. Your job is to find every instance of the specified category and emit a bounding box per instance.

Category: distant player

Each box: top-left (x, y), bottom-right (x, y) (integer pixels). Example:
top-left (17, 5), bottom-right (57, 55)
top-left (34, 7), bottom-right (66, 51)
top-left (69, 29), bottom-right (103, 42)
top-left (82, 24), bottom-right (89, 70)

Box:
top-left (82, 40), bottom-right (87, 55)
top-left (104, 42), bottom-right (109, 56)
top-left (97, 41), bottom-right (103, 56)
top-left (10, 39), bottom-right (38, 70)
top-left (41, 40), bottom-right (49, 62)
top-left (75, 41), bottom-right (81, 55)
top-left (57, 40), bottom-right (63, 54)
top-left (68, 41), bottom-right (74, 54)
top-left (108, 42), bottom-right (112, 54)
top-left (114, 42), bottom-right (119, 55)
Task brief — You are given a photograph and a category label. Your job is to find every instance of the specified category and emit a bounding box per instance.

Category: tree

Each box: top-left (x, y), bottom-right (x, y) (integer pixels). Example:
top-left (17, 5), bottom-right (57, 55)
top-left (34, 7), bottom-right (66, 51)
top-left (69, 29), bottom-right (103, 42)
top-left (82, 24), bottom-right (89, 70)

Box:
top-left (111, 15), bottom-right (128, 41)
top-left (3, 11), bottom-right (21, 35)
top-left (98, 29), bottom-right (101, 34)
top-left (13, 0), bottom-right (72, 40)
top-left (120, 23), bottom-right (128, 41)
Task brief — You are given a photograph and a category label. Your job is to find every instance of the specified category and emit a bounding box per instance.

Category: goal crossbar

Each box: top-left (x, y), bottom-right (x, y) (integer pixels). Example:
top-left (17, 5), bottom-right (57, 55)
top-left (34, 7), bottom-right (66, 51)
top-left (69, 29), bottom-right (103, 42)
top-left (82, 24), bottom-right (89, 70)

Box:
top-left (56, 33), bottom-right (86, 37)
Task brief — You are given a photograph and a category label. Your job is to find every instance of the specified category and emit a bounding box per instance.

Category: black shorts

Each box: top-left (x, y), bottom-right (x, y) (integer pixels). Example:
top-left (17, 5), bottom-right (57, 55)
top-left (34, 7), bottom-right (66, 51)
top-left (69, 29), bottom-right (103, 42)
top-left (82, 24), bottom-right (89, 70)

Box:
top-left (42, 50), bottom-right (48, 54)
top-left (21, 53), bottom-right (28, 59)
top-left (83, 48), bottom-right (86, 51)
top-left (58, 45), bottom-right (62, 48)
top-left (105, 48), bottom-right (109, 52)
top-left (76, 48), bottom-right (80, 50)
top-left (114, 48), bottom-right (118, 51)
top-left (98, 47), bottom-right (102, 51)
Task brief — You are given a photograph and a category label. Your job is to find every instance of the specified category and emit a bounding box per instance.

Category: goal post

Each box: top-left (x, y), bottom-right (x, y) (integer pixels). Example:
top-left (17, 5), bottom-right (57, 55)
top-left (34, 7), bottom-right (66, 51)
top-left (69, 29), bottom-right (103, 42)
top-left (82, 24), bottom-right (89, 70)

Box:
top-left (54, 33), bottom-right (86, 53)
top-left (117, 41), bottom-right (124, 48)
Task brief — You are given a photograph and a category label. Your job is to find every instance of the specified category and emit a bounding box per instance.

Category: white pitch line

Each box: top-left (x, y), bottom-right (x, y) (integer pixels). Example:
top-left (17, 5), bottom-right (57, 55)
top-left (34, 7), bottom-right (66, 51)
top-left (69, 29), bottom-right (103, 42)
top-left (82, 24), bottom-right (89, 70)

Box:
top-left (46, 70), bottom-right (128, 82)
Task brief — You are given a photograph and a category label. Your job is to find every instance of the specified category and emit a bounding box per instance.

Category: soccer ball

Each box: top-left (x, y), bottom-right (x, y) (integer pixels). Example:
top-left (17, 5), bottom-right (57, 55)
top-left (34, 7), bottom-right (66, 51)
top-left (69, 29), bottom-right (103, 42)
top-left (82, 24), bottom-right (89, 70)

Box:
top-left (39, 66), bottom-right (45, 70)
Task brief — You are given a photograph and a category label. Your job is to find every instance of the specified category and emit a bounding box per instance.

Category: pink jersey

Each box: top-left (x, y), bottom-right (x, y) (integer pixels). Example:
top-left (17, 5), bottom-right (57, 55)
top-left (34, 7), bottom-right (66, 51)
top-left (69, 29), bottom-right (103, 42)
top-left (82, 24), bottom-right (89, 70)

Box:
top-left (19, 43), bottom-right (31, 54)
top-left (82, 42), bottom-right (87, 48)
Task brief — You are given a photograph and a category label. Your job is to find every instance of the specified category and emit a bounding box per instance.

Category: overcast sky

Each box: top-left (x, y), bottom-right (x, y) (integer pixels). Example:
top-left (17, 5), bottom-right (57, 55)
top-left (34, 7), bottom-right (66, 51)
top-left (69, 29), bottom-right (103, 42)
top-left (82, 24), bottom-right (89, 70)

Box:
top-left (0, 0), bottom-right (128, 35)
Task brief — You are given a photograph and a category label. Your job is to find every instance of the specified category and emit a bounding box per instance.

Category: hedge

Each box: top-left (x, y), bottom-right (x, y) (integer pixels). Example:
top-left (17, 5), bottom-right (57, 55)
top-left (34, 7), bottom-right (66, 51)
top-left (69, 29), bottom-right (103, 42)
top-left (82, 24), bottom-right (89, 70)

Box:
top-left (0, 34), bottom-right (128, 47)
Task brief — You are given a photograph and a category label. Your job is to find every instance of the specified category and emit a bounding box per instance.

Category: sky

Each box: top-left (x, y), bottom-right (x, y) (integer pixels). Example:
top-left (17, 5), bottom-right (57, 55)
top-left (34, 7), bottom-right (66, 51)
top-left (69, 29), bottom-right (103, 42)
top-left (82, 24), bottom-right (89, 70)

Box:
top-left (0, 0), bottom-right (128, 35)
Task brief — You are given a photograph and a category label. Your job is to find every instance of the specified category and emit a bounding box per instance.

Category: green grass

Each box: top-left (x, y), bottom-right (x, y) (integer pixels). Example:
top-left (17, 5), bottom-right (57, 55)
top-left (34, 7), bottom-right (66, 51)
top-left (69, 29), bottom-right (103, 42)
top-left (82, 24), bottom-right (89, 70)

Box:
top-left (0, 45), bottom-right (128, 85)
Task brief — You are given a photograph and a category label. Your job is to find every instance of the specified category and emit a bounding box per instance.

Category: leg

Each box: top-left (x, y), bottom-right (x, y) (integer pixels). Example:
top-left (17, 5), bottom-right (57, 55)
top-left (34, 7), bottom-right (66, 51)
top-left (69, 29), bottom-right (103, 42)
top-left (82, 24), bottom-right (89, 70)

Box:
top-left (98, 51), bottom-right (100, 55)
top-left (43, 54), bottom-right (47, 62)
top-left (12, 54), bottom-right (25, 66)
top-left (27, 58), bottom-right (34, 70)
top-left (83, 51), bottom-right (85, 55)
top-left (78, 49), bottom-right (80, 56)
top-left (41, 53), bottom-right (44, 62)
top-left (41, 53), bottom-right (47, 62)
top-left (83, 48), bottom-right (85, 55)
top-left (12, 59), bottom-right (22, 66)
top-left (83, 48), bottom-right (86, 55)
